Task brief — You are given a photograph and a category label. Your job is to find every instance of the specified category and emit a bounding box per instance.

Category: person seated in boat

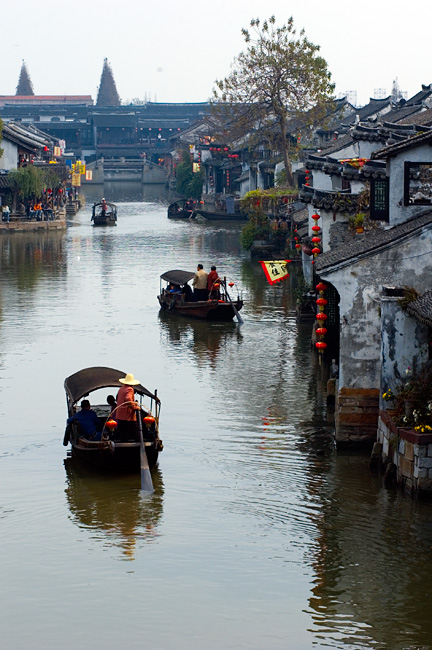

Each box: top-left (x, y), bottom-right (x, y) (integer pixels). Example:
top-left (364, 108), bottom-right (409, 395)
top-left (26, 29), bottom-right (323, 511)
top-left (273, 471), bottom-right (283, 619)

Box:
top-left (182, 283), bottom-right (193, 302)
top-left (107, 394), bottom-right (117, 414)
top-left (207, 265), bottom-right (220, 299)
top-left (115, 373), bottom-right (142, 442)
top-left (192, 264), bottom-right (208, 301)
top-left (67, 399), bottom-right (103, 441)
top-left (169, 283), bottom-right (182, 294)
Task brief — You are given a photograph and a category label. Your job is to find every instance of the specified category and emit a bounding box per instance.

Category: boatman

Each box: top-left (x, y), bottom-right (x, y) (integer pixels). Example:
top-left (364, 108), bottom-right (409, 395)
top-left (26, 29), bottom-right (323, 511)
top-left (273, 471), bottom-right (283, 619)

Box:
top-left (115, 373), bottom-right (142, 442)
top-left (192, 263), bottom-right (208, 301)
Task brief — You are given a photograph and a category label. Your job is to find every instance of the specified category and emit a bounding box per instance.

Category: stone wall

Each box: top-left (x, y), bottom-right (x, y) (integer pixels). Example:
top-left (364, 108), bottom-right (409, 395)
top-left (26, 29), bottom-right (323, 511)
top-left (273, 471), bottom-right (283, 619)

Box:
top-left (377, 410), bottom-right (432, 495)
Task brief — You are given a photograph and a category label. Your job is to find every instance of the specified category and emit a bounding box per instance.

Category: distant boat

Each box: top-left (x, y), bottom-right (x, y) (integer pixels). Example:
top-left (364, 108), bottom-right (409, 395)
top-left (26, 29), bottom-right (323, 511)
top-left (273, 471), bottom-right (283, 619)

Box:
top-left (158, 269), bottom-right (243, 321)
top-left (195, 197), bottom-right (246, 221)
top-left (91, 201), bottom-right (117, 226)
top-left (167, 200), bottom-right (196, 219)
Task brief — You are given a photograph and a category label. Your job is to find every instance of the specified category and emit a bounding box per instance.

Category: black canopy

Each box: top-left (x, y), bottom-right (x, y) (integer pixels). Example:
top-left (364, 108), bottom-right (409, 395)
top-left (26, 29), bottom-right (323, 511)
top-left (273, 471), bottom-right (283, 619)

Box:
top-left (64, 366), bottom-right (157, 408)
top-left (160, 269), bottom-right (195, 285)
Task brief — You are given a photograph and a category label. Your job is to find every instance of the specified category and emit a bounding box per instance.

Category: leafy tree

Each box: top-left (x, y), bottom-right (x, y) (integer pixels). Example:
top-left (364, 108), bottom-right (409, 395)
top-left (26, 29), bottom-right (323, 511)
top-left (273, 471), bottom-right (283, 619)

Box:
top-left (213, 16), bottom-right (334, 186)
top-left (175, 150), bottom-right (203, 199)
top-left (8, 166), bottom-right (60, 211)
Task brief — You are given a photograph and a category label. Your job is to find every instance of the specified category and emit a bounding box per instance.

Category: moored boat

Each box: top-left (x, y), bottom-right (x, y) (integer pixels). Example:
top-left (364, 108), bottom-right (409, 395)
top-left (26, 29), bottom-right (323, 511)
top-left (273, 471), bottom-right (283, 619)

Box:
top-left (63, 366), bottom-right (162, 472)
top-left (158, 269), bottom-right (243, 321)
top-left (91, 200), bottom-right (117, 226)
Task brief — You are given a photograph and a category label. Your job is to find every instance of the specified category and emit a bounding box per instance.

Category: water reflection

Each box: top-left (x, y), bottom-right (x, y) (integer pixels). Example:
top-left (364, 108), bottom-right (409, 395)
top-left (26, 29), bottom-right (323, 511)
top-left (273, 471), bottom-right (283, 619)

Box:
top-left (304, 451), bottom-right (432, 649)
top-left (81, 181), bottom-right (177, 204)
top-left (158, 311), bottom-right (243, 369)
top-left (0, 231), bottom-right (66, 291)
top-left (64, 458), bottom-right (164, 560)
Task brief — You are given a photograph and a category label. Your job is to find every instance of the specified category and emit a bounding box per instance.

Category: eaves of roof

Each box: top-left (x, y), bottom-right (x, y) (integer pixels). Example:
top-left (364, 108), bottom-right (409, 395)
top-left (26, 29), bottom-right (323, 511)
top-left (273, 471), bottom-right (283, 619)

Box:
top-left (371, 130), bottom-right (432, 159)
top-left (406, 290), bottom-right (432, 327)
top-left (315, 212), bottom-right (432, 273)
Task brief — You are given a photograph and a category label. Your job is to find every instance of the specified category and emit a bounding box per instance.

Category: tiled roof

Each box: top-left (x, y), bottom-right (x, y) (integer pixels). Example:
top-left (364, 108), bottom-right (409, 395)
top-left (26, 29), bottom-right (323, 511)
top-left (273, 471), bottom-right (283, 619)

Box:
top-left (371, 129), bottom-right (432, 159)
top-left (319, 133), bottom-right (355, 156)
top-left (406, 290), bottom-right (432, 327)
top-left (315, 211), bottom-right (432, 272)
top-left (398, 107), bottom-right (432, 127)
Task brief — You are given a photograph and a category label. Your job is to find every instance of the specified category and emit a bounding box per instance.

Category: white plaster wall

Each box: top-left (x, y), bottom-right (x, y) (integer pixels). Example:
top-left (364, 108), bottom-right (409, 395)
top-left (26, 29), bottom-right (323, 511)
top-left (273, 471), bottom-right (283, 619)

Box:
top-left (0, 139), bottom-right (18, 171)
top-left (388, 144), bottom-right (432, 226)
top-left (320, 225), bottom-right (432, 390)
top-left (311, 169), bottom-right (333, 191)
top-left (380, 297), bottom-right (429, 407)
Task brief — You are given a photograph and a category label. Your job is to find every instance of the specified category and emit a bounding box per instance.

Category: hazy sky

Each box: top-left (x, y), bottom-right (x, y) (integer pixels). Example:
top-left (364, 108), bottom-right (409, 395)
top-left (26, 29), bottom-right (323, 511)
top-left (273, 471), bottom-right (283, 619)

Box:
top-left (2, 0), bottom-right (430, 107)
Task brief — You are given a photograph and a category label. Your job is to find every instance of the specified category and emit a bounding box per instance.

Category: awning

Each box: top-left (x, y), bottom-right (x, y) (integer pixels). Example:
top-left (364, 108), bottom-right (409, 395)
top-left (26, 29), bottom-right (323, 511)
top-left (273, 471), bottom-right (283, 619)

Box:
top-left (64, 366), bottom-right (157, 406)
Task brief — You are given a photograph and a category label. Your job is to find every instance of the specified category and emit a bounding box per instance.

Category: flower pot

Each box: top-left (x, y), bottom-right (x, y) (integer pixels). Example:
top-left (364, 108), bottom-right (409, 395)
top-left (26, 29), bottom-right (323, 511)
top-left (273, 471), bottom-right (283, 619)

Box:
top-left (404, 399), bottom-right (416, 417)
top-left (356, 226), bottom-right (364, 234)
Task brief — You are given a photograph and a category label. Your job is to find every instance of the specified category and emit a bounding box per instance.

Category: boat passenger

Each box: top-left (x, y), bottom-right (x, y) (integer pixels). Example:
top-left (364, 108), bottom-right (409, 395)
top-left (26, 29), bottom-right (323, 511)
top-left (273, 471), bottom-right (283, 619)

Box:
top-left (169, 283), bottom-right (182, 293)
top-left (67, 399), bottom-right (103, 441)
top-left (182, 283), bottom-right (193, 302)
top-left (192, 264), bottom-right (208, 301)
top-left (107, 394), bottom-right (117, 413)
top-left (101, 198), bottom-right (107, 216)
top-left (115, 373), bottom-right (141, 442)
top-left (207, 265), bottom-right (220, 299)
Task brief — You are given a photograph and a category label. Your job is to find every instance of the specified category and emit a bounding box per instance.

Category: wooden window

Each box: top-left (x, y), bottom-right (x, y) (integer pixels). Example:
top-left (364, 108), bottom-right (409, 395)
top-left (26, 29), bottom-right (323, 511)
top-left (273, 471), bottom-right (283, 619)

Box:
top-left (370, 177), bottom-right (389, 221)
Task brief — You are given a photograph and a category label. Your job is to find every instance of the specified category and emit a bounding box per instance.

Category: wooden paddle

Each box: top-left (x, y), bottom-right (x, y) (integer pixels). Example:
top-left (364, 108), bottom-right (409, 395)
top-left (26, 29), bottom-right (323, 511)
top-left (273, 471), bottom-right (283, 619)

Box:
top-left (136, 407), bottom-right (154, 493)
top-left (223, 278), bottom-right (243, 324)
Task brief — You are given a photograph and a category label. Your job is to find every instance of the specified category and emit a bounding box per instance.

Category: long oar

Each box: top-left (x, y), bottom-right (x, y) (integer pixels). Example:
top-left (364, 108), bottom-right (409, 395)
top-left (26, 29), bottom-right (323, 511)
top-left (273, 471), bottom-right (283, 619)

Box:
top-left (224, 279), bottom-right (243, 324)
top-left (136, 408), bottom-right (154, 493)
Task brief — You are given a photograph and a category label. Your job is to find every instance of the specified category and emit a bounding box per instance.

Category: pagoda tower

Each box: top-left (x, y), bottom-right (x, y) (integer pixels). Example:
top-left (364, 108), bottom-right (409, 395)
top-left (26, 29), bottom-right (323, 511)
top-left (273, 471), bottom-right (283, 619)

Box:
top-left (96, 58), bottom-right (121, 106)
top-left (16, 60), bottom-right (34, 96)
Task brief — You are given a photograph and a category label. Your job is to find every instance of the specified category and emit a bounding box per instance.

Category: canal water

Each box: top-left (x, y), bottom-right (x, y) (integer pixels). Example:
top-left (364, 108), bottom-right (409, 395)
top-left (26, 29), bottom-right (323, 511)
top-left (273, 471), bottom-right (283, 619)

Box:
top-left (2, 188), bottom-right (432, 650)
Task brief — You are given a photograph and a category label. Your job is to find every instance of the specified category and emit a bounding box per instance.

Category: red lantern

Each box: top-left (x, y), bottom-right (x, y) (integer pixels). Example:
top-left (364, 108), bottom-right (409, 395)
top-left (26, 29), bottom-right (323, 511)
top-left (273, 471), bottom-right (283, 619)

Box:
top-left (295, 243), bottom-right (301, 249)
top-left (305, 169), bottom-right (310, 173)
top-left (315, 341), bottom-right (327, 350)
top-left (316, 327), bottom-right (327, 336)
top-left (228, 282), bottom-right (234, 287)
top-left (316, 313), bottom-right (328, 321)
top-left (311, 247), bottom-right (321, 255)
top-left (106, 419), bottom-right (118, 430)
top-left (311, 213), bottom-right (320, 220)
top-left (311, 225), bottom-right (321, 232)
top-left (316, 298), bottom-right (328, 306)
top-left (311, 236), bottom-right (321, 243)
top-left (316, 282), bottom-right (327, 291)
top-left (144, 416), bottom-right (155, 425)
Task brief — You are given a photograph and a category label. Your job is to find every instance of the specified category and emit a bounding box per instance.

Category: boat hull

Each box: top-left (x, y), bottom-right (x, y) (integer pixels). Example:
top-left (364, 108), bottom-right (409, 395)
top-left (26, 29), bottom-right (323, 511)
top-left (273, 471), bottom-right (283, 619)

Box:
top-left (195, 210), bottom-right (247, 221)
top-left (158, 296), bottom-right (243, 321)
top-left (71, 439), bottom-right (159, 472)
top-left (92, 216), bottom-right (117, 226)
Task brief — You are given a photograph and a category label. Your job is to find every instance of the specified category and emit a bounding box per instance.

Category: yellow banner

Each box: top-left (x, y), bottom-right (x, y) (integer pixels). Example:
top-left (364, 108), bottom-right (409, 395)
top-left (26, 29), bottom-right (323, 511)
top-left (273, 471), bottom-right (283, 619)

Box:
top-left (72, 172), bottom-right (81, 187)
top-left (259, 260), bottom-right (291, 284)
top-left (79, 163), bottom-right (86, 175)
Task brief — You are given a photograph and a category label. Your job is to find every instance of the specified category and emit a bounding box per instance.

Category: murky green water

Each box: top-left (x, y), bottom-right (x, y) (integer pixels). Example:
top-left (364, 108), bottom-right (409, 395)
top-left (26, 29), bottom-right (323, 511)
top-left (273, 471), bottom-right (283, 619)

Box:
top-left (1, 189), bottom-right (432, 650)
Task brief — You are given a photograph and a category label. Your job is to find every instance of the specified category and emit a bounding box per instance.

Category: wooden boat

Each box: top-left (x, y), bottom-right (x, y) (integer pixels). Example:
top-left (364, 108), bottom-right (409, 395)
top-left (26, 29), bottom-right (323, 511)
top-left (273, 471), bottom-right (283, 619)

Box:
top-left (167, 200), bottom-right (196, 219)
top-left (195, 209), bottom-right (247, 221)
top-left (91, 201), bottom-right (117, 226)
top-left (63, 366), bottom-right (162, 472)
top-left (158, 269), bottom-right (243, 321)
